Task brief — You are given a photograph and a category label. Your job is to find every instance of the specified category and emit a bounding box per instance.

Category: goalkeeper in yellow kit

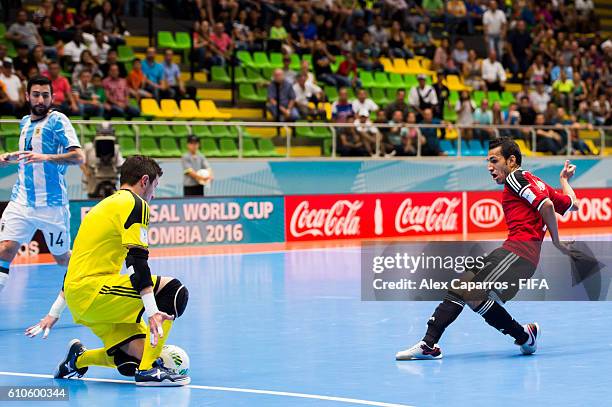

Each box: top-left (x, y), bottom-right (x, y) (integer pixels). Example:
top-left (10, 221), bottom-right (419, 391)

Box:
top-left (54, 155), bottom-right (190, 386)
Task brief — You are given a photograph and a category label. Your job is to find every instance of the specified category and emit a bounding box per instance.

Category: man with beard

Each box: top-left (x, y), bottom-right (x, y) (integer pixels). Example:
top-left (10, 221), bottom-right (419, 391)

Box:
top-left (0, 76), bottom-right (84, 339)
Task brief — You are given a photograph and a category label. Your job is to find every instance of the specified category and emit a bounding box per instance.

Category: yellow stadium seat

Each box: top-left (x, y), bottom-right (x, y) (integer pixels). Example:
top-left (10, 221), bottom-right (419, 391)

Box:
top-left (140, 98), bottom-right (164, 118)
top-left (419, 58), bottom-right (432, 71)
top-left (179, 99), bottom-right (206, 119)
top-left (160, 99), bottom-right (182, 119)
top-left (392, 58), bottom-right (410, 74)
top-left (379, 57), bottom-right (395, 73)
top-left (514, 139), bottom-right (533, 156)
top-left (444, 75), bottom-right (471, 91)
top-left (198, 100), bottom-right (231, 120)
top-left (584, 139), bottom-right (600, 155)
top-left (578, 129), bottom-right (600, 140)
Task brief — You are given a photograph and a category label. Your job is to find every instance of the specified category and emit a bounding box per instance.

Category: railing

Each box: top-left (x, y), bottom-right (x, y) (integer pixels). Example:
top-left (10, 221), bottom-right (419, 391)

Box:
top-left (0, 119), bottom-right (610, 159)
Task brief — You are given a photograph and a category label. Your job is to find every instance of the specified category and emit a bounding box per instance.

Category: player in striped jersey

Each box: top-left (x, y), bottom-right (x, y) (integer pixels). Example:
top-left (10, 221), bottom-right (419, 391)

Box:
top-left (396, 137), bottom-right (578, 360)
top-left (0, 76), bottom-right (84, 337)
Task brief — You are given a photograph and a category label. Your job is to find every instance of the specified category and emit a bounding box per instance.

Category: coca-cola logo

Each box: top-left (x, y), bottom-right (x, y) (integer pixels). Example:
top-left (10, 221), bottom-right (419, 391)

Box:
top-left (290, 200), bottom-right (363, 238)
top-left (395, 197), bottom-right (461, 233)
top-left (469, 198), bottom-right (504, 229)
top-left (560, 197), bottom-right (611, 223)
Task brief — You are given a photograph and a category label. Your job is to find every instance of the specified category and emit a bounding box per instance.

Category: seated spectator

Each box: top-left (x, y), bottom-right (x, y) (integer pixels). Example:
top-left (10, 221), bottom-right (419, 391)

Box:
top-left (445, 0), bottom-right (470, 42)
top-left (482, 49), bottom-right (506, 93)
top-left (31, 45), bottom-right (49, 77)
top-left (571, 71), bottom-right (588, 111)
top-left (45, 61), bottom-right (78, 115)
top-left (72, 50), bottom-right (102, 84)
top-left (268, 17), bottom-right (288, 49)
top-left (92, 73), bottom-right (106, 110)
top-left (331, 87), bottom-right (355, 122)
top-left (473, 99), bottom-right (494, 142)
top-left (50, 0), bottom-right (74, 42)
top-left (12, 44), bottom-right (35, 81)
top-left (94, 1), bottom-right (126, 46)
top-left (503, 102), bottom-right (522, 139)
top-left (501, 43), bottom-right (519, 83)
top-left (492, 101), bottom-right (504, 126)
top-left (354, 32), bottom-right (383, 70)
top-left (433, 37), bottom-right (458, 74)
top-left (409, 74), bottom-right (438, 119)
top-left (336, 53), bottom-right (360, 89)
top-left (354, 109), bottom-right (378, 156)
top-left (368, 15), bottom-right (388, 52)
top-left (337, 114), bottom-right (368, 157)
top-left (298, 60), bottom-right (317, 86)
top-left (38, 17), bottom-right (60, 60)
top-left (384, 109), bottom-right (407, 155)
top-left (33, 0), bottom-right (53, 25)
top-left (103, 63), bottom-right (140, 119)
top-left (433, 73), bottom-right (450, 120)
top-left (293, 73), bottom-right (325, 120)
top-left (552, 70), bottom-right (574, 112)
top-left (423, 0), bottom-right (445, 23)
top-left (412, 22), bottom-right (435, 59)
top-left (419, 108), bottom-right (445, 156)
top-left (318, 18), bottom-right (340, 55)
top-left (63, 29), bottom-right (89, 66)
top-left (209, 22), bottom-right (234, 66)
top-left (451, 39), bottom-right (469, 70)
top-left (141, 47), bottom-right (168, 100)
top-left (550, 56), bottom-right (572, 83)
top-left (529, 81), bottom-right (550, 114)
top-left (591, 94), bottom-right (610, 125)
top-left (299, 12), bottom-right (317, 48)
top-left (162, 49), bottom-right (186, 100)
top-left (100, 49), bottom-right (127, 78)
top-left (0, 81), bottom-right (14, 116)
top-left (534, 113), bottom-right (564, 155)
top-left (267, 68), bottom-right (299, 122)
top-left (312, 40), bottom-right (351, 88)
top-left (232, 9), bottom-right (257, 51)
top-left (465, 0), bottom-right (484, 32)
top-left (455, 90), bottom-right (476, 139)
top-left (544, 101), bottom-right (558, 124)
top-left (281, 55), bottom-right (296, 84)
top-left (352, 88), bottom-right (379, 116)
top-left (575, 101), bottom-right (594, 125)
top-left (384, 89), bottom-right (410, 120)
top-left (462, 50), bottom-right (485, 90)
top-left (568, 123), bottom-right (592, 155)
top-left (5, 9), bottom-right (42, 51)
top-left (515, 81), bottom-right (531, 103)
top-left (74, 1), bottom-right (93, 31)
top-left (518, 96), bottom-right (537, 126)
top-left (126, 58), bottom-right (153, 102)
top-left (387, 21), bottom-right (410, 59)
top-left (0, 62), bottom-right (26, 116)
top-left (527, 53), bottom-right (548, 85)
top-left (90, 31), bottom-right (111, 65)
top-left (72, 69), bottom-right (104, 118)
top-left (396, 111), bottom-right (424, 156)
top-left (0, 44), bottom-right (12, 66)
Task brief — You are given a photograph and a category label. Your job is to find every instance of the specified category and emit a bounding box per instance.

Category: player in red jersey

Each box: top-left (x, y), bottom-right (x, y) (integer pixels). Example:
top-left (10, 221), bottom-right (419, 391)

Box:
top-left (396, 137), bottom-right (578, 360)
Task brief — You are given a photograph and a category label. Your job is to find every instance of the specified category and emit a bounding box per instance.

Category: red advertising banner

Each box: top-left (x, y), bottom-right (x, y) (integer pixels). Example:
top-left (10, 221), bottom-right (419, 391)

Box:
top-left (284, 192), bottom-right (464, 241)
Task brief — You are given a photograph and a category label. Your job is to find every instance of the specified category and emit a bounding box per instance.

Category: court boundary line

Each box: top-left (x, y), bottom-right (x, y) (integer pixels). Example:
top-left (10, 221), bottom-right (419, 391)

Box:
top-left (0, 371), bottom-right (414, 407)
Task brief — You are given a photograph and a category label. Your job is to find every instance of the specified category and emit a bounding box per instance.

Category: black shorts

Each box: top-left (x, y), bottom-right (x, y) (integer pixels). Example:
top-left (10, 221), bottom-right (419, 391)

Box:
top-left (183, 185), bottom-right (204, 197)
top-left (467, 247), bottom-right (536, 303)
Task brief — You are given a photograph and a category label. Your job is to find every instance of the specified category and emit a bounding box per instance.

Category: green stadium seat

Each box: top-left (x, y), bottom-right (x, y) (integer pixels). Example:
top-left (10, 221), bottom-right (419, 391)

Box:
top-left (242, 138), bottom-right (261, 157)
top-left (5, 136), bottom-right (19, 152)
top-left (261, 67), bottom-right (274, 80)
top-left (174, 32), bottom-right (191, 50)
top-left (211, 66), bottom-right (231, 83)
top-left (239, 84), bottom-right (265, 102)
top-left (0, 122), bottom-right (20, 137)
top-left (152, 124), bottom-right (174, 138)
top-left (443, 105), bottom-right (457, 122)
top-left (388, 73), bottom-right (406, 89)
top-left (117, 45), bottom-right (135, 63)
top-left (257, 138), bottom-right (282, 157)
top-left (403, 74), bottom-right (418, 88)
top-left (311, 126), bottom-right (333, 138)
top-left (135, 123), bottom-right (154, 137)
top-left (295, 122), bottom-right (315, 138)
top-left (191, 125), bottom-right (212, 138)
top-left (473, 91), bottom-right (486, 105)
top-left (269, 52), bottom-right (283, 68)
top-left (118, 137), bottom-right (138, 156)
top-left (140, 138), bottom-right (161, 156)
top-left (157, 31), bottom-right (177, 49)
top-left (330, 55), bottom-right (345, 72)
top-left (234, 67), bottom-right (250, 84)
top-left (371, 87), bottom-right (390, 105)
top-left (448, 91), bottom-right (459, 106)
top-left (324, 86), bottom-right (339, 102)
top-left (0, 23), bottom-right (6, 37)
top-left (289, 53), bottom-right (301, 70)
top-left (374, 72), bottom-right (392, 89)
top-left (246, 68), bottom-right (264, 83)
top-left (359, 71), bottom-right (376, 88)
top-left (236, 50), bottom-right (255, 67)
top-left (200, 138), bottom-right (221, 157)
top-left (256, 86), bottom-right (268, 101)
top-left (346, 88), bottom-right (356, 100)
top-left (158, 137), bottom-right (182, 157)
top-left (252, 52), bottom-right (272, 69)
top-left (501, 91), bottom-right (515, 108)
top-left (172, 125), bottom-right (190, 138)
top-left (210, 125), bottom-right (231, 138)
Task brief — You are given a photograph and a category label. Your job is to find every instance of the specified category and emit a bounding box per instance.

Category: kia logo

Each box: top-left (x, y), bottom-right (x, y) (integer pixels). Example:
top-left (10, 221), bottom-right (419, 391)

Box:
top-left (470, 199), bottom-right (504, 229)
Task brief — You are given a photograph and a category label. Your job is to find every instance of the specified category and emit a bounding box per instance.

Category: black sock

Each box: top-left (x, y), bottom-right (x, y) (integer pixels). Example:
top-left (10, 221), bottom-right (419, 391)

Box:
top-left (0, 267), bottom-right (8, 275)
top-left (422, 293), bottom-right (465, 347)
top-left (475, 300), bottom-right (529, 344)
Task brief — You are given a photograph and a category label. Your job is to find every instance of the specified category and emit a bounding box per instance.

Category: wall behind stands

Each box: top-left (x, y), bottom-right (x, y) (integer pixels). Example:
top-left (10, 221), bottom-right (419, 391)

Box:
top-left (0, 158), bottom-right (611, 200)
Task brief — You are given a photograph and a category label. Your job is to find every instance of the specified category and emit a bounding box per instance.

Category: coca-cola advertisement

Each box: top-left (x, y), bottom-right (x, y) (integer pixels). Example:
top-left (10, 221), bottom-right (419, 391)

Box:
top-left (284, 192), bottom-right (464, 242)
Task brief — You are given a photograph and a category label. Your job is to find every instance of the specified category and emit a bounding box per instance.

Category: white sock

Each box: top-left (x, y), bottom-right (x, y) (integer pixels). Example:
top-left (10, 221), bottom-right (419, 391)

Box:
top-left (0, 272), bottom-right (8, 292)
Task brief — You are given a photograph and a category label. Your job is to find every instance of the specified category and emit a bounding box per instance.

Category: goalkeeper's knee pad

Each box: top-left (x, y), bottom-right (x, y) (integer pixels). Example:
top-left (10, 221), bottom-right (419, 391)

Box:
top-left (155, 278), bottom-right (189, 318)
top-left (114, 349), bottom-right (140, 377)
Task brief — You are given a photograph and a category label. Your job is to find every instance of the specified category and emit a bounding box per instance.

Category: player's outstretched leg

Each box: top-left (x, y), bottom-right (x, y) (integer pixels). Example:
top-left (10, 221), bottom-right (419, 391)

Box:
top-left (396, 292), bottom-right (465, 360)
top-left (135, 278), bottom-right (190, 386)
top-left (471, 299), bottom-right (539, 354)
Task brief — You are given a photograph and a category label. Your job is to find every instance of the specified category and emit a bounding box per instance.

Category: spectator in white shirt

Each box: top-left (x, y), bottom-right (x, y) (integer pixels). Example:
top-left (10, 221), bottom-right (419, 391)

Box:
top-left (89, 31), bottom-right (111, 65)
top-left (481, 49), bottom-right (506, 92)
top-left (0, 61), bottom-right (26, 115)
top-left (293, 73), bottom-right (325, 119)
top-left (354, 108), bottom-right (379, 156)
top-left (529, 81), bottom-right (551, 113)
top-left (408, 74), bottom-right (438, 118)
top-left (352, 88), bottom-right (379, 115)
top-left (63, 29), bottom-right (89, 65)
top-left (368, 15), bottom-right (389, 51)
top-left (482, 0), bottom-right (506, 56)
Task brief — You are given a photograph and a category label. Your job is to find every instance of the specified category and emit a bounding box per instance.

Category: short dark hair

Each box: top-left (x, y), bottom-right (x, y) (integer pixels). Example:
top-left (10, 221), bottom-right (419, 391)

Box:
top-left (27, 75), bottom-right (53, 94)
top-left (489, 137), bottom-right (522, 166)
top-left (120, 155), bottom-right (163, 186)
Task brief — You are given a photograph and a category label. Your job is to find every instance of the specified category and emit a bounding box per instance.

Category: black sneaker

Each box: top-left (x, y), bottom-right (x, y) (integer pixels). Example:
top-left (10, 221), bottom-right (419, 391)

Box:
top-left (54, 339), bottom-right (88, 378)
top-left (135, 358), bottom-right (190, 387)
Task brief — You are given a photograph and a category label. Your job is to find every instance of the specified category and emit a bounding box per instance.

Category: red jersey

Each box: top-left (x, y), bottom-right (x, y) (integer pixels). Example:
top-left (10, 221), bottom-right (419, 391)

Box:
top-left (502, 168), bottom-right (573, 265)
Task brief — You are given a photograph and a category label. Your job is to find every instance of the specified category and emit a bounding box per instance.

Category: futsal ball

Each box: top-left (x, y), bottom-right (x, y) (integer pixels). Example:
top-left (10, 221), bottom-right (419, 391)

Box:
top-left (196, 169), bottom-right (210, 185)
top-left (161, 345), bottom-right (190, 376)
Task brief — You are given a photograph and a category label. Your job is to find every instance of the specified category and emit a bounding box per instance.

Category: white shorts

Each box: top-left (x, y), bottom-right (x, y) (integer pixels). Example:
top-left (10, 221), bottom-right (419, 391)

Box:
top-left (0, 201), bottom-right (71, 256)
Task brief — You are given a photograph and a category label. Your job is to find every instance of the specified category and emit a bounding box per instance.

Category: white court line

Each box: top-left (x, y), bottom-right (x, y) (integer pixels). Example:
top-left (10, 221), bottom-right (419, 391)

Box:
top-left (0, 371), bottom-right (414, 407)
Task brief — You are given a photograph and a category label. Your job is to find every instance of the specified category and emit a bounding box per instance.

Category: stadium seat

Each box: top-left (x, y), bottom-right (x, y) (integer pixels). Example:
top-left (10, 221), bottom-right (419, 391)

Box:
top-left (211, 66), bottom-right (231, 83)
top-left (140, 99), bottom-right (164, 118)
top-left (179, 99), bottom-right (206, 119)
top-left (371, 88), bottom-right (390, 105)
top-left (311, 126), bottom-right (333, 138)
top-left (252, 52), bottom-right (272, 69)
top-left (118, 137), bottom-right (138, 156)
top-left (359, 71), bottom-right (376, 88)
top-left (245, 68), bottom-right (264, 83)
top-left (439, 139), bottom-right (457, 156)
top-left (448, 91), bottom-right (459, 106)
top-left (200, 138), bottom-right (221, 157)
top-left (110, 119), bottom-right (134, 137)
top-left (233, 67), bottom-right (250, 84)
top-left (473, 91), bottom-right (486, 105)
top-left (241, 138), bottom-right (261, 157)
top-left (191, 125), bottom-right (212, 138)
top-left (295, 122), bottom-right (316, 138)
top-left (152, 124), bottom-right (174, 138)
top-left (239, 83), bottom-right (266, 102)
top-left (469, 139), bottom-right (488, 156)
top-left (379, 57), bottom-right (395, 73)
top-left (209, 125), bottom-right (231, 138)
top-left (134, 121), bottom-right (154, 137)
top-left (0, 122), bottom-right (20, 137)
top-left (403, 74), bottom-right (418, 88)
top-left (269, 52), bottom-right (283, 68)
top-left (160, 99), bottom-right (182, 118)
top-left (236, 50), bottom-right (255, 67)
top-left (330, 55), bottom-right (345, 72)
top-left (172, 125), bottom-right (190, 138)
top-left (198, 100), bottom-right (231, 119)
top-left (584, 139), bottom-right (599, 155)
top-left (289, 53), bottom-right (301, 70)
top-left (158, 137), bottom-right (182, 157)
top-left (374, 72), bottom-right (392, 89)
top-left (514, 139), bottom-right (533, 156)
top-left (217, 138), bottom-right (239, 157)
top-left (5, 136), bottom-right (19, 151)
top-left (501, 91), bottom-right (515, 108)
top-left (257, 138), bottom-right (283, 157)
top-left (157, 31), bottom-right (177, 49)
top-left (117, 45), bottom-right (135, 63)
top-left (445, 75), bottom-right (471, 91)
top-left (443, 105), bottom-right (457, 122)
top-left (324, 86), bottom-right (339, 102)
top-left (388, 73), bottom-right (406, 89)
top-left (174, 32), bottom-right (191, 50)
top-left (392, 59), bottom-right (412, 75)
top-left (140, 138), bottom-right (161, 156)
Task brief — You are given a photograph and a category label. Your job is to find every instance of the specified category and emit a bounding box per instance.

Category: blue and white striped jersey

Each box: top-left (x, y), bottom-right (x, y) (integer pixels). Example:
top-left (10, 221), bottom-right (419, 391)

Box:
top-left (11, 111), bottom-right (81, 207)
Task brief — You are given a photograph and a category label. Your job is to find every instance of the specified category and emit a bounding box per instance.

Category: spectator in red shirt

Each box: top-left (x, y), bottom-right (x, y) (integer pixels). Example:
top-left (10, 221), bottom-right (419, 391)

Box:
top-left (51, 0), bottom-right (74, 34)
top-left (103, 63), bottom-right (140, 119)
top-left (209, 22), bottom-right (234, 66)
top-left (45, 61), bottom-right (78, 115)
top-left (336, 53), bottom-right (361, 89)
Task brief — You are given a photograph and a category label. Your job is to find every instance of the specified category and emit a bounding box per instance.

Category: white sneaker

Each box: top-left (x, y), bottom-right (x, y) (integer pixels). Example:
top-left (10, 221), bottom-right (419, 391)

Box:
top-left (517, 323), bottom-right (540, 355)
top-left (396, 341), bottom-right (443, 360)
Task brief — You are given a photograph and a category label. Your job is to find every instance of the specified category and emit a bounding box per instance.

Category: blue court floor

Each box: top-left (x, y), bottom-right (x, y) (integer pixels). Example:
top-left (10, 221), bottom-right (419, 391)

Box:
top-left (1, 244), bottom-right (611, 407)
